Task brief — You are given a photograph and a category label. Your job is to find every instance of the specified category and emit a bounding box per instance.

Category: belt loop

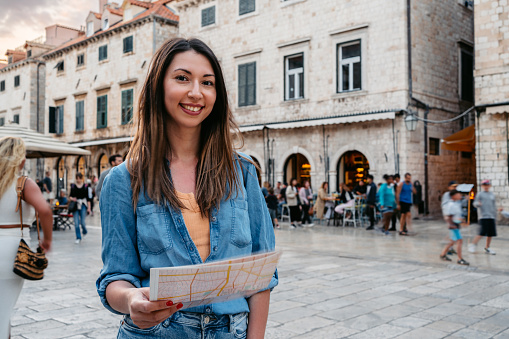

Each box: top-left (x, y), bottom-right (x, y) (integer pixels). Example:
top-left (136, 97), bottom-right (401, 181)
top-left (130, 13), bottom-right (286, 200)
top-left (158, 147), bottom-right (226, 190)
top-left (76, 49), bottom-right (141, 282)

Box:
top-left (228, 314), bottom-right (234, 333)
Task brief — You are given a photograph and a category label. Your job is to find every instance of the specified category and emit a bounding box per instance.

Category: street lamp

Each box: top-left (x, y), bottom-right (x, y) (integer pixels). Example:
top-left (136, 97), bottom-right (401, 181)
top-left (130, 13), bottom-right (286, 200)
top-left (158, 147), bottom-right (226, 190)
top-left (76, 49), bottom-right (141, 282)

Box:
top-left (405, 113), bottom-right (418, 131)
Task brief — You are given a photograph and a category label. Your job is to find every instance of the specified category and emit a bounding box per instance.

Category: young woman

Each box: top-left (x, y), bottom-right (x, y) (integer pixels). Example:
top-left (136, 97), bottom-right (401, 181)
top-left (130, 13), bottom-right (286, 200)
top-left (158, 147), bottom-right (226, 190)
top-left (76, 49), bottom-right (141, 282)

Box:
top-left (69, 173), bottom-right (90, 244)
top-left (284, 178), bottom-right (301, 228)
top-left (0, 137), bottom-right (52, 337)
top-left (96, 38), bottom-right (277, 338)
top-left (379, 174), bottom-right (397, 234)
top-left (335, 183), bottom-right (355, 215)
top-left (315, 182), bottom-right (334, 221)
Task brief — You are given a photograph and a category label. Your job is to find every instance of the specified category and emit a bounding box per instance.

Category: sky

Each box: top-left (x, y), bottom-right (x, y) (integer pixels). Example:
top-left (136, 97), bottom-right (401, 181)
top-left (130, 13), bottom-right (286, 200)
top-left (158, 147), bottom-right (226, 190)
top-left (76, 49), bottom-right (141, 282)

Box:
top-left (0, 0), bottom-right (103, 58)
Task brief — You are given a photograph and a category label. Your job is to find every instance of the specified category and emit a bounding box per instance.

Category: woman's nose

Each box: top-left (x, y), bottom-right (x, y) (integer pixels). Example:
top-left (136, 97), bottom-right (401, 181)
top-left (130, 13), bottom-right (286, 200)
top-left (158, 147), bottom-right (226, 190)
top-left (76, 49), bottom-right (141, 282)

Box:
top-left (188, 81), bottom-right (203, 99)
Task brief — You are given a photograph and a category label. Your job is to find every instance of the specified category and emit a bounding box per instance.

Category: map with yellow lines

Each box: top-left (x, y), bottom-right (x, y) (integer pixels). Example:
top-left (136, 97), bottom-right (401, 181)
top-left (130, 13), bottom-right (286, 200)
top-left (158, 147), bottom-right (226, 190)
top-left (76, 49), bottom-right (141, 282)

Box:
top-left (149, 251), bottom-right (281, 309)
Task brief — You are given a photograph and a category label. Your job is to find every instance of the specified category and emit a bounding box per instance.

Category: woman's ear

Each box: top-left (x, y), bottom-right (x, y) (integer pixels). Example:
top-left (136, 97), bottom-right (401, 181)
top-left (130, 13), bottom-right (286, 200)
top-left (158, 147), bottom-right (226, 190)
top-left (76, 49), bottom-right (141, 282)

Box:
top-left (19, 158), bottom-right (26, 170)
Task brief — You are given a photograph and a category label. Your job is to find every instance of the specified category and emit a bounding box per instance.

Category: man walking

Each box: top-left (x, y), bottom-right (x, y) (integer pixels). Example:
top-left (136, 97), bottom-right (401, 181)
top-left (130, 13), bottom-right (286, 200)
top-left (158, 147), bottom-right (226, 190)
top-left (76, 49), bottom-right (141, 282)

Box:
top-left (42, 171), bottom-right (53, 202)
top-left (96, 154), bottom-right (123, 200)
top-left (396, 173), bottom-right (416, 235)
top-left (469, 180), bottom-right (500, 255)
top-left (440, 190), bottom-right (469, 265)
top-left (390, 174), bottom-right (401, 231)
top-left (365, 175), bottom-right (377, 230)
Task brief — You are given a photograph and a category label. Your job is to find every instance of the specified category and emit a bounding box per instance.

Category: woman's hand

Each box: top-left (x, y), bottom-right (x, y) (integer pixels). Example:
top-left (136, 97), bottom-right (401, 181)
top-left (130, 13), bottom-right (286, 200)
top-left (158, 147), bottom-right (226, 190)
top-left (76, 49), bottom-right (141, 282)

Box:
top-left (40, 238), bottom-right (52, 252)
top-left (127, 287), bottom-right (182, 329)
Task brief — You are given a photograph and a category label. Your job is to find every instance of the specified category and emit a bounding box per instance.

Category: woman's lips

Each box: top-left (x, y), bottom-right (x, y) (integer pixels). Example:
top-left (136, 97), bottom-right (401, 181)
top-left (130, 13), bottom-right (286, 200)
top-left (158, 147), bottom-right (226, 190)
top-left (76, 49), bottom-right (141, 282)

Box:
top-left (180, 104), bottom-right (203, 116)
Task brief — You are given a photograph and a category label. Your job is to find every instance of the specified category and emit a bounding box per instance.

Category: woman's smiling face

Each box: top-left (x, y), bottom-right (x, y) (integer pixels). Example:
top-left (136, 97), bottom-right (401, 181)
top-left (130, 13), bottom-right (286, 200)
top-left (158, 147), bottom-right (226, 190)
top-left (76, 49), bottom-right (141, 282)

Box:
top-left (163, 50), bottom-right (217, 131)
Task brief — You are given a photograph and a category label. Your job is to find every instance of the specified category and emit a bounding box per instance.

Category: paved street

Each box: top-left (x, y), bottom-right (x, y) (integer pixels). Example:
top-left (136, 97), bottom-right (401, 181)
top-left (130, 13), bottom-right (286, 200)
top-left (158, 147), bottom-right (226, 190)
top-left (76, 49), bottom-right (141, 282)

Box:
top-left (11, 214), bottom-right (509, 339)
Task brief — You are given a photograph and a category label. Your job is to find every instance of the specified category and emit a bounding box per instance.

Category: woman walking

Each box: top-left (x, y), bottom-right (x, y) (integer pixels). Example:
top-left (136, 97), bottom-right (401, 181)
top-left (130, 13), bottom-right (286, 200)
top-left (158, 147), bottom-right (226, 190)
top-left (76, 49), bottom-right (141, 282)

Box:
top-left (379, 175), bottom-right (397, 235)
top-left (0, 137), bottom-right (52, 337)
top-left (285, 178), bottom-right (302, 228)
top-left (315, 182), bottom-right (334, 222)
top-left (96, 38), bottom-right (277, 338)
top-left (69, 173), bottom-right (91, 244)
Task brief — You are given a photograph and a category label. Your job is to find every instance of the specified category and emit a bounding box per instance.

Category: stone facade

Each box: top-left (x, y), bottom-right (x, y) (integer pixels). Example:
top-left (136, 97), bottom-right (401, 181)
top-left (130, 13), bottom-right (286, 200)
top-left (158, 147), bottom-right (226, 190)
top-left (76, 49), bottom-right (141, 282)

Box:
top-left (42, 1), bottom-right (179, 192)
top-left (474, 0), bottom-right (509, 211)
top-left (176, 0), bottom-right (475, 215)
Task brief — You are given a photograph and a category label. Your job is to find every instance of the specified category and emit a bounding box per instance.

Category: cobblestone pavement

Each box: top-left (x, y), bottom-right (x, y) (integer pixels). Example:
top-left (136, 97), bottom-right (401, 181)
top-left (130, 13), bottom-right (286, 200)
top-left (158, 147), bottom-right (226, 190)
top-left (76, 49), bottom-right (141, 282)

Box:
top-left (11, 213), bottom-right (509, 339)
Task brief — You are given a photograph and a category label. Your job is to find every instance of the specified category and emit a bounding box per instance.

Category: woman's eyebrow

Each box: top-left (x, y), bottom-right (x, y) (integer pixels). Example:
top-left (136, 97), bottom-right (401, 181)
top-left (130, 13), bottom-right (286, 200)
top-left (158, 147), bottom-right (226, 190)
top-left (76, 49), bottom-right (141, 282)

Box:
top-left (173, 68), bottom-right (215, 78)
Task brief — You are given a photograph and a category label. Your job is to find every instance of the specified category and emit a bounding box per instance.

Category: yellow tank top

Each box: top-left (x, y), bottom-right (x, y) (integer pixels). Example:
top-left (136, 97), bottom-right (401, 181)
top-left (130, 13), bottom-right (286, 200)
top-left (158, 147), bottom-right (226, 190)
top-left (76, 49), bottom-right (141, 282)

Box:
top-left (176, 190), bottom-right (210, 262)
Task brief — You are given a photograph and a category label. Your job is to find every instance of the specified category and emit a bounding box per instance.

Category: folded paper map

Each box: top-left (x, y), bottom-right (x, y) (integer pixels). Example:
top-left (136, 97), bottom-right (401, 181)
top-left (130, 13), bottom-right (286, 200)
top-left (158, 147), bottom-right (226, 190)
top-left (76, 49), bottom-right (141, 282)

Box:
top-left (149, 250), bottom-right (281, 309)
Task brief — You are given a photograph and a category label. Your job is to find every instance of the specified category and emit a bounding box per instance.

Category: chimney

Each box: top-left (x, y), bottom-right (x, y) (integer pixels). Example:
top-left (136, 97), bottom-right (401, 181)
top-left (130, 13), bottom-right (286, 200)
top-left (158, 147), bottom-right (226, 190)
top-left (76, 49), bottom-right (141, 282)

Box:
top-left (99, 0), bottom-right (108, 12)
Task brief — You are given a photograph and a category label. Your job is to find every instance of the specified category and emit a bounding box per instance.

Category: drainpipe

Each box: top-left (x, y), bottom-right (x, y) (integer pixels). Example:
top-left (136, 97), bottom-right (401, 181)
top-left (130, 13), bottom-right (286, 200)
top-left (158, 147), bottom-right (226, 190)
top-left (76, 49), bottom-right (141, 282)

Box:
top-left (424, 107), bottom-right (429, 215)
top-left (36, 61), bottom-right (44, 180)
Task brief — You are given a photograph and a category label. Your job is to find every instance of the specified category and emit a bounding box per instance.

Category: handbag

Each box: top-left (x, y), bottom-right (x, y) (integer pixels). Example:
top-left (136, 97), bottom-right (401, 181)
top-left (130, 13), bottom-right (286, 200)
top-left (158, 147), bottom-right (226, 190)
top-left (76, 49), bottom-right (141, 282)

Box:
top-left (13, 176), bottom-right (48, 281)
top-left (68, 200), bottom-right (77, 212)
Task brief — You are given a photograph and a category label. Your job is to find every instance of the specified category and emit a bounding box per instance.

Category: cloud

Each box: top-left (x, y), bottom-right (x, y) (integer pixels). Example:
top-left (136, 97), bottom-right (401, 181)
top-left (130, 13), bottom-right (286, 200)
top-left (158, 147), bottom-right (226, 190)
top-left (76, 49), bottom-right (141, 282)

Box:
top-left (0, 0), bottom-right (98, 55)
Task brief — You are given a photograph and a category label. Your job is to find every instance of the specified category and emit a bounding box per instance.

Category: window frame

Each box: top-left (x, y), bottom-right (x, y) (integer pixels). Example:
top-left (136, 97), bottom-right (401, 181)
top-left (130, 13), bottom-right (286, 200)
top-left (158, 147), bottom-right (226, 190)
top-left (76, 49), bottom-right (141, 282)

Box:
top-left (56, 60), bottom-right (65, 73)
top-left (0, 117), bottom-right (4, 126)
top-left (429, 137), bottom-right (440, 156)
top-left (459, 45), bottom-right (474, 102)
top-left (14, 75), bottom-right (20, 87)
top-left (97, 94), bottom-right (108, 129)
top-left (201, 5), bottom-right (216, 27)
top-left (0, 80), bottom-right (5, 92)
top-left (75, 100), bottom-right (85, 131)
top-left (98, 45), bottom-right (108, 62)
top-left (121, 88), bottom-right (134, 125)
top-left (123, 36), bottom-right (134, 54)
top-left (77, 53), bottom-right (85, 67)
top-left (337, 40), bottom-right (362, 93)
top-left (87, 21), bottom-right (94, 37)
top-left (284, 53), bottom-right (305, 101)
top-left (13, 114), bottom-right (19, 124)
top-left (238, 62), bottom-right (257, 107)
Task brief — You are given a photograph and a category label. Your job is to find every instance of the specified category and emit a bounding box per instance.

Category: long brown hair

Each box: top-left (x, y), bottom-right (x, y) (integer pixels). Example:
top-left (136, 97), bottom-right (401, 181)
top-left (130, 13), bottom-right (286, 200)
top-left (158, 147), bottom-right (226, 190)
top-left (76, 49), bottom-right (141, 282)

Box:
top-left (127, 38), bottom-right (243, 215)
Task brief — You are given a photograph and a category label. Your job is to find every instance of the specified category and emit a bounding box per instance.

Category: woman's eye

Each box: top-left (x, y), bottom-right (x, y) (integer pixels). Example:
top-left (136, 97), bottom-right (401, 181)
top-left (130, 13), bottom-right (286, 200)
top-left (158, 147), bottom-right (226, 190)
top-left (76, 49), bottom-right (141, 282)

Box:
top-left (203, 80), bottom-right (214, 87)
top-left (175, 75), bottom-right (188, 81)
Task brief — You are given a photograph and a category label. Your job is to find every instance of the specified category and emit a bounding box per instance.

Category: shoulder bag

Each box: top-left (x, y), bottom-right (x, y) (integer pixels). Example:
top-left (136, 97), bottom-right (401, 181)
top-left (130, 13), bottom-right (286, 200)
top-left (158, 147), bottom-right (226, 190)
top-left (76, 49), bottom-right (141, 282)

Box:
top-left (13, 176), bottom-right (49, 280)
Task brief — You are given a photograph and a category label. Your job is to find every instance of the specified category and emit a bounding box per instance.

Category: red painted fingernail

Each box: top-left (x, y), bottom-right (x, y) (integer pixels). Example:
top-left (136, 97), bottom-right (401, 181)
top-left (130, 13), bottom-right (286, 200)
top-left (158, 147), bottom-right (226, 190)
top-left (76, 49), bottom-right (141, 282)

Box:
top-left (176, 303), bottom-right (183, 310)
top-left (166, 300), bottom-right (173, 306)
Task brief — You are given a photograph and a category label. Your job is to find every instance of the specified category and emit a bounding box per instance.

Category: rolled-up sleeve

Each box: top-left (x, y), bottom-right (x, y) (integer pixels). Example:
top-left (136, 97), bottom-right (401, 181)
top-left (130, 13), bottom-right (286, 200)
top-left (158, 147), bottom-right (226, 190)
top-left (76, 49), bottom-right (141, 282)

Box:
top-left (96, 165), bottom-right (145, 315)
top-left (242, 159), bottom-right (279, 292)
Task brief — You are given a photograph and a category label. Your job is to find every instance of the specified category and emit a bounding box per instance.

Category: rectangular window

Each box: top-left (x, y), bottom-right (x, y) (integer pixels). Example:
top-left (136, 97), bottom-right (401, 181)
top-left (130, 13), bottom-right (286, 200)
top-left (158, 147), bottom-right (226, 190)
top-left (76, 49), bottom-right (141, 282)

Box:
top-left (239, 0), bottom-right (255, 15)
top-left (0, 117), bottom-right (4, 126)
top-left (285, 53), bottom-right (304, 100)
top-left (14, 75), bottom-right (20, 87)
top-left (238, 62), bottom-right (256, 107)
top-left (460, 48), bottom-right (474, 102)
top-left (99, 45), bottom-right (108, 61)
top-left (55, 60), bottom-right (64, 72)
top-left (0, 80), bottom-right (4, 92)
top-left (13, 114), bottom-right (19, 124)
top-left (201, 6), bottom-right (216, 27)
top-left (27, 50), bottom-right (32, 58)
top-left (121, 89), bottom-right (134, 124)
top-left (76, 100), bottom-right (85, 131)
top-left (123, 36), bottom-right (133, 54)
top-left (97, 95), bottom-right (108, 129)
top-left (338, 41), bottom-right (362, 92)
top-left (429, 137), bottom-right (440, 156)
top-left (87, 21), bottom-right (94, 37)
top-left (77, 54), bottom-right (85, 67)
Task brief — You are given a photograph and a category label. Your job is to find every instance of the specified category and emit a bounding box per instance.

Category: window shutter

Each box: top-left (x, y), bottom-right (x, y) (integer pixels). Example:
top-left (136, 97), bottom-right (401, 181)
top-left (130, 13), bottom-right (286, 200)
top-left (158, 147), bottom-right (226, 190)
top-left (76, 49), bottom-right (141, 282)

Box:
top-left (247, 62), bottom-right (256, 105)
top-left (238, 64), bottom-right (247, 106)
top-left (58, 106), bottom-right (64, 134)
top-left (239, 0), bottom-right (255, 15)
top-left (49, 106), bottom-right (56, 133)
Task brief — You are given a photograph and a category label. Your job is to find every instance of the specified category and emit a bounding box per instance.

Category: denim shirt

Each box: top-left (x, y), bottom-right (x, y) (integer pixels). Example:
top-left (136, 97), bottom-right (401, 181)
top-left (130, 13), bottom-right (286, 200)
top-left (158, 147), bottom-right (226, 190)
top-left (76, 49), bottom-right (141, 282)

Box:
top-left (96, 153), bottom-right (278, 316)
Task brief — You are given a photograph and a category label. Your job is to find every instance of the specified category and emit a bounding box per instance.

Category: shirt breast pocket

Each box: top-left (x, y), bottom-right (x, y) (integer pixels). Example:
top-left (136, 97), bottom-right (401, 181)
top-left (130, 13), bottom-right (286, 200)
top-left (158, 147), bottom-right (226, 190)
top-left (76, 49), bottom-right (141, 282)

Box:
top-left (230, 198), bottom-right (252, 248)
top-left (136, 204), bottom-right (173, 255)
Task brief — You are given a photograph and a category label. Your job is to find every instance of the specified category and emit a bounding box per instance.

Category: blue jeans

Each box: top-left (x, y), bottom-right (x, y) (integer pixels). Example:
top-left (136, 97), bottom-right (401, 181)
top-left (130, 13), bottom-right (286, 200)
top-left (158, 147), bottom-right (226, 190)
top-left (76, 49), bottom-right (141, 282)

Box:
top-left (117, 312), bottom-right (248, 339)
top-left (73, 204), bottom-right (88, 240)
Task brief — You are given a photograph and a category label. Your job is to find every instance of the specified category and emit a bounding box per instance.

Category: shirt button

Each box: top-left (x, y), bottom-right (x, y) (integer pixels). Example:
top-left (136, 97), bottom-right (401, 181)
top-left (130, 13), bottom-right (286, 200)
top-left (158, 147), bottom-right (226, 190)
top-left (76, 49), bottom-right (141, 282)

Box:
top-left (190, 247), bottom-right (194, 251)
top-left (206, 307), bottom-right (211, 313)
top-left (211, 216), bottom-right (217, 222)
top-left (204, 316), bottom-right (210, 324)
top-left (213, 246), bottom-right (218, 251)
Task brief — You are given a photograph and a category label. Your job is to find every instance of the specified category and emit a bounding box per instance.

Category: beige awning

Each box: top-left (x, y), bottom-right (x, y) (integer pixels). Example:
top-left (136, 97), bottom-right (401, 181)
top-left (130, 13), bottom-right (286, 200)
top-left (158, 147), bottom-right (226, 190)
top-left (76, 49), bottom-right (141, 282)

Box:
top-left (239, 111), bottom-right (396, 132)
top-left (0, 125), bottom-right (91, 158)
top-left (441, 125), bottom-right (475, 153)
top-left (486, 105), bottom-right (509, 114)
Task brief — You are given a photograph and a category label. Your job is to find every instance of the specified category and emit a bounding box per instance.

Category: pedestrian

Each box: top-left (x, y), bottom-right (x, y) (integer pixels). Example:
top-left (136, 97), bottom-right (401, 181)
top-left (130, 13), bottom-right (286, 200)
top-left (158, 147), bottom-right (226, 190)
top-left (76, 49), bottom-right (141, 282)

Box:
top-left (441, 180), bottom-right (458, 208)
top-left (266, 187), bottom-right (279, 228)
top-left (469, 180), bottom-right (500, 255)
top-left (390, 173), bottom-right (401, 231)
top-left (285, 178), bottom-right (302, 228)
top-left (299, 180), bottom-right (314, 226)
top-left (315, 182), bottom-right (334, 222)
top-left (58, 189), bottom-right (68, 206)
top-left (86, 179), bottom-right (95, 216)
top-left (42, 170), bottom-right (53, 202)
top-left (379, 175), bottom-right (396, 235)
top-left (261, 181), bottom-right (270, 198)
top-left (365, 175), bottom-right (377, 230)
top-left (335, 183), bottom-right (355, 215)
top-left (353, 180), bottom-right (366, 196)
top-left (440, 189), bottom-right (469, 265)
top-left (277, 182), bottom-right (287, 218)
top-left (70, 173), bottom-right (91, 244)
top-left (96, 38), bottom-right (277, 337)
top-left (396, 172), bottom-right (416, 235)
top-left (0, 137), bottom-right (52, 337)
top-left (96, 154), bottom-right (123, 200)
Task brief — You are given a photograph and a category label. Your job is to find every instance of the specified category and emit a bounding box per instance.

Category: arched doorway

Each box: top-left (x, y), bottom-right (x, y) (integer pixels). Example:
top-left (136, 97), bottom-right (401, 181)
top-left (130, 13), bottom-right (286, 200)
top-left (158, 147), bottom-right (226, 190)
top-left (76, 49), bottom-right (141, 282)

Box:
top-left (250, 156), bottom-right (262, 186)
top-left (337, 151), bottom-right (369, 191)
top-left (56, 157), bottom-right (67, 195)
top-left (284, 153), bottom-right (311, 185)
top-left (98, 154), bottom-right (108, 177)
top-left (77, 156), bottom-right (86, 177)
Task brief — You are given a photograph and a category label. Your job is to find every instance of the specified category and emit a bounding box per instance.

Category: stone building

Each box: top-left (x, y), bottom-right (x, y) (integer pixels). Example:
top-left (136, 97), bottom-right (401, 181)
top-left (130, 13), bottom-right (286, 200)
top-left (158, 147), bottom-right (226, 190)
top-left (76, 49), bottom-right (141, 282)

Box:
top-left (42, 0), bottom-right (178, 194)
top-left (0, 26), bottom-right (82, 177)
top-left (175, 0), bottom-right (476, 215)
top-left (474, 0), bottom-right (509, 211)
